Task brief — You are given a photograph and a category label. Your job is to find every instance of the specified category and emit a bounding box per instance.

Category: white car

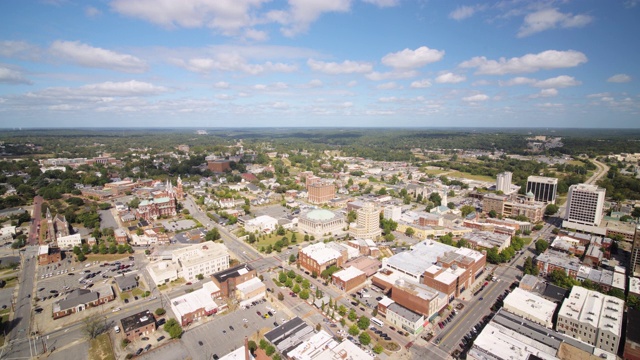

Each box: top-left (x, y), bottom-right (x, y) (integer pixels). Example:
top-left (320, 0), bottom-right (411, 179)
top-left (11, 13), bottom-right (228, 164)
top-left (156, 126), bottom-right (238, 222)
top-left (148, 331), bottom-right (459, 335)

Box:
top-left (112, 308), bottom-right (121, 312)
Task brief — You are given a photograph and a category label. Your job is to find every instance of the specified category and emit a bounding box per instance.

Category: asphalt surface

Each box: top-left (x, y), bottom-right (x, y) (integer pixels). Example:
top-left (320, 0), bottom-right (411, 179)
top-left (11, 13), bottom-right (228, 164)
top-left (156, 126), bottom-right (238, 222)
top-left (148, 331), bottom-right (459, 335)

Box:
top-left (27, 196), bottom-right (43, 246)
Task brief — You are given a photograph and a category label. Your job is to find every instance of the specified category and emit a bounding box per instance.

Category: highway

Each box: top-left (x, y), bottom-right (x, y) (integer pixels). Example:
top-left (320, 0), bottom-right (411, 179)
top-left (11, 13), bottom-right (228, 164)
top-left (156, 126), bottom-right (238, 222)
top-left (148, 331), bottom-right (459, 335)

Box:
top-left (586, 158), bottom-right (609, 185)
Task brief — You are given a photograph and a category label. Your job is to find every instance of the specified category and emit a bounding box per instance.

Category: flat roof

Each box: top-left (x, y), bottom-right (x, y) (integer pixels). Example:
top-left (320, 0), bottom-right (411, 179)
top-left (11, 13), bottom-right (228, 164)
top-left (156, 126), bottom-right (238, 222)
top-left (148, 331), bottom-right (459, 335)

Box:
top-left (630, 277), bottom-right (640, 295)
top-left (503, 288), bottom-right (557, 327)
top-left (313, 339), bottom-right (372, 360)
top-left (384, 240), bottom-right (483, 278)
top-left (212, 263), bottom-right (254, 283)
top-left (300, 243), bottom-right (342, 265)
top-left (120, 310), bottom-right (155, 333)
top-left (170, 282), bottom-right (219, 318)
top-left (387, 302), bottom-right (424, 323)
top-left (333, 266), bottom-right (365, 282)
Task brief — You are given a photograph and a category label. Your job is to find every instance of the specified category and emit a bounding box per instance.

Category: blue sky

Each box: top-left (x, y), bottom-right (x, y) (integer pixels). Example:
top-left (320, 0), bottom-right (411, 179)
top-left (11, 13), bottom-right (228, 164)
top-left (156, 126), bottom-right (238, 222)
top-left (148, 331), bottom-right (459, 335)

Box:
top-left (0, 0), bottom-right (638, 128)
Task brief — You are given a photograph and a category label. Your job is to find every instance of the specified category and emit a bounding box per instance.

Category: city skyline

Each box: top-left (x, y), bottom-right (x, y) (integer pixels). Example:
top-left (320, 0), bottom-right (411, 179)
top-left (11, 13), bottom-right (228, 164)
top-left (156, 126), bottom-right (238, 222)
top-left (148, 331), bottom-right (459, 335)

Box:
top-left (0, 0), bottom-right (638, 128)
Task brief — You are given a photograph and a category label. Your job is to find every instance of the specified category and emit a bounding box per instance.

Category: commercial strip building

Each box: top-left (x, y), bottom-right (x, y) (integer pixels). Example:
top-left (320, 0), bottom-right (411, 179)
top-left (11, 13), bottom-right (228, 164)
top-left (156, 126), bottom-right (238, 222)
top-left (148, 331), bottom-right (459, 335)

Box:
top-left (373, 269), bottom-right (447, 320)
top-left (468, 309), bottom-right (616, 360)
top-left (556, 286), bottom-right (624, 354)
top-left (297, 209), bottom-right (345, 239)
top-left (172, 242), bottom-right (230, 282)
top-left (55, 233), bottom-right (82, 248)
top-left (211, 264), bottom-right (259, 298)
top-left (385, 302), bottom-right (426, 335)
top-left (502, 288), bottom-right (557, 328)
top-left (535, 249), bottom-right (581, 279)
top-left (483, 192), bottom-right (546, 223)
top-left (120, 310), bottom-right (157, 342)
top-left (244, 215), bottom-right (279, 234)
top-left (331, 266), bottom-right (366, 292)
top-left (52, 285), bottom-right (115, 319)
top-left (461, 230), bottom-right (511, 251)
top-left (170, 282), bottom-right (221, 326)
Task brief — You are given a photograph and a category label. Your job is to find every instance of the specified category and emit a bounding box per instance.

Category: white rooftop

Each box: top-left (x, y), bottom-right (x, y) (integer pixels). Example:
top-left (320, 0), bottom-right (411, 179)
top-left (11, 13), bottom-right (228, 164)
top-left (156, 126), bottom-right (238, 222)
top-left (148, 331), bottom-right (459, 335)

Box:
top-left (170, 282), bottom-right (220, 319)
top-left (287, 330), bottom-right (337, 360)
top-left (378, 296), bottom-right (394, 307)
top-left (471, 322), bottom-right (559, 360)
top-left (313, 339), bottom-right (372, 360)
top-left (301, 243), bottom-right (342, 265)
top-left (503, 288), bottom-right (557, 328)
top-left (333, 266), bottom-right (365, 282)
top-left (384, 240), bottom-right (483, 278)
top-left (235, 277), bottom-right (265, 294)
top-left (630, 277), bottom-right (640, 295)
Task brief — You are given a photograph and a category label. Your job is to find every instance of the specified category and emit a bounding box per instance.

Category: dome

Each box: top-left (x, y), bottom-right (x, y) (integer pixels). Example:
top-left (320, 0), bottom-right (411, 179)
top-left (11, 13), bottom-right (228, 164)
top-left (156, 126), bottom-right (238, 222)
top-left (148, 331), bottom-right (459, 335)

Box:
top-left (526, 191), bottom-right (535, 198)
top-left (305, 209), bottom-right (336, 221)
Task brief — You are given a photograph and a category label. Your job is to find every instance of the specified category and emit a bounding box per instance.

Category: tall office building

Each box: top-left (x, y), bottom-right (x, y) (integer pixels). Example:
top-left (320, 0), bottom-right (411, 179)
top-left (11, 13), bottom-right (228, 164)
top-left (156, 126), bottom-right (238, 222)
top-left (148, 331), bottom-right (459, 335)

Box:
top-left (631, 224), bottom-right (640, 276)
top-left (564, 184), bottom-right (606, 227)
top-left (349, 202), bottom-right (382, 239)
top-left (526, 176), bottom-right (558, 204)
top-left (496, 172), bottom-right (512, 193)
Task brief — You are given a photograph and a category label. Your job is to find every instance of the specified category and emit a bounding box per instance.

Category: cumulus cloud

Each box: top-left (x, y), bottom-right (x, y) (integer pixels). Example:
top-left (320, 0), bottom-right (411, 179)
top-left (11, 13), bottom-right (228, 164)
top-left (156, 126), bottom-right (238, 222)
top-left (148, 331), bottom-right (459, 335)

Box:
top-left (179, 54), bottom-right (297, 74)
top-left (110, 0), bottom-right (268, 35)
top-left (435, 72), bottom-right (466, 84)
top-left (449, 5), bottom-right (482, 20)
top-left (244, 28), bottom-right (269, 41)
top-left (213, 81), bottom-right (230, 88)
top-left (530, 88), bottom-right (558, 98)
top-left (0, 66), bottom-right (32, 85)
top-left (26, 80), bottom-right (168, 100)
top-left (500, 77), bottom-right (536, 86)
top-left (533, 75), bottom-right (580, 88)
top-left (459, 49), bottom-right (587, 75)
top-left (463, 94), bottom-right (489, 102)
top-left (307, 79), bottom-right (323, 87)
top-left (381, 46), bottom-right (445, 69)
top-left (307, 59), bottom-right (373, 74)
top-left (410, 79), bottom-right (432, 88)
top-left (607, 74), bottom-right (632, 83)
top-left (518, 8), bottom-right (593, 37)
top-left (49, 40), bottom-right (147, 73)
top-left (0, 40), bottom-right (40, 60)
top-left (362, 0), bottom-right (399, 7)
top-left (376, 82), bottom-right (399, 90)
top-left (273, 0), bottom-right (351, 37)
top-left (365, 70), bottom-right (417, 81)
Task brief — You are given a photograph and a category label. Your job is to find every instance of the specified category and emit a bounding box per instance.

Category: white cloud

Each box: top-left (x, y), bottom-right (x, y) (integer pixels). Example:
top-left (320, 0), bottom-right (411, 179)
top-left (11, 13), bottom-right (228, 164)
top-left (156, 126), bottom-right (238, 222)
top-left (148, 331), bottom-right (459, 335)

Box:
top-left (307, 59), bottom-right (372, 74)
top-left (180, 54), bottom-right (297, 74)
top-left (341, 101), bottom-right (353, 108)
top-left (365, 70), bottom-right (417, 81)
top-left (214, 81), bottom-right (230, 89)
top-left (472, 80), bottom-right (491, 86)
top-left (362, 0), bottom-right (399, 7)
top-left (275, 0), bottom-right (352, 37)
top-left (215, 94), bottom-right (232, 100)
top-left (0, 40), bottom-right (40, 60)
top-left (378, 96), bottom-right (398, 103)
top-left (537, 102), bottom-right (563, 108)
top-left (244, 28), bottom-right (269, 41)
top-left (381, 46), bottom-right (445, 69)
top-left (49, 104), bottom-right (77, 111)
top-left (459, 49), bottom-right (587, 75)
top-left (272, 102), bottom-right (289, 109)
top-left (449, 5), bottom-right (481, 20)
top-left (410, 79), bottom-right (432, 88)
top-left (0, 66), bottom-right (32, 85)
top-left (49, 40), bottom-right (147, 73)
top-left (530, 88), bottom-right (558, 98)
top-left (77, 80), bottom-right (168, 97)
top-left (435, 72), bottom-right (466, 84)
top-left (500, 77), bottom-right (536, 86)
top-left (85, 6), bottom-right (101, 17)
top-left (376, 82), bottom-right (399, 90)
top-left (307, 79), bottom-right (323, 87)
top-left (463, 94), bottom-right (489, 102)
top-left (607, 74), bottom-right (632, 83)
top-left (518, 8), bottom-right (593, 37)
top-left (346, 80), bottom-right (357, 87)
top-left (587, 92), bottom-right (610, 98)
top-left (533, 75), bottom-right (580, 88)
top-left (110, 0), bottom-right (269, 35)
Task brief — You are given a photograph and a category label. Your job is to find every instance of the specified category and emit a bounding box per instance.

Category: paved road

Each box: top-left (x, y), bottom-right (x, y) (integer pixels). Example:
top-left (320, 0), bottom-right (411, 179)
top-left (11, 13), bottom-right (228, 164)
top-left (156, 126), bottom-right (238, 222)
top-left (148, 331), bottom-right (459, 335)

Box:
top-left (27, 196), bottom-right (43, 246)
top-left (586, 158), bottom-right (609, 185)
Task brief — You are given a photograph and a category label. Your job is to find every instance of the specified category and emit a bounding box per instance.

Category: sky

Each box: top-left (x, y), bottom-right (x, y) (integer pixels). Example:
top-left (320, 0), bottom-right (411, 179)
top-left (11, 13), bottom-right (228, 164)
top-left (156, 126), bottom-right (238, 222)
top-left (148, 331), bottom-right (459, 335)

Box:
top-left (0, 0), bottom-right (639, 129)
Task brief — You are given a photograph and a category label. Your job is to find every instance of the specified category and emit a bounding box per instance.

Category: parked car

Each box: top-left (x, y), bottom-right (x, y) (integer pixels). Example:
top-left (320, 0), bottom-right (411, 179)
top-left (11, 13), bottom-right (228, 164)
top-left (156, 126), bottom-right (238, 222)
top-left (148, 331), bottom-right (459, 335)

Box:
top-left (157, 336), bottom-right (165, 342)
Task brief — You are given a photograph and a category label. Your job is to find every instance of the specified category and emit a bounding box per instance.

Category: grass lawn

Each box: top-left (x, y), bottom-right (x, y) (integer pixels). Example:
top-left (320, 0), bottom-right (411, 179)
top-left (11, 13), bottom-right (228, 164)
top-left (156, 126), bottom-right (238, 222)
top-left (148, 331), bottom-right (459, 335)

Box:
top-left (522, 237), bottom-right (533, 245)
top-left (0, 311), bottom-right (10, 346)
top-left (84, 254), bottom-right (131, 262)
top-left (447, 171), bottom-right (495, 183)
top-left (89, 333), bottom-right (115, 360)
top-left (422, 169), bottom-right (447, 176)
top-left (566, 160), bottom-right (585, 166)
top-left (3, 276), bottom-right (19, 288)
top-left (158, 278), bottom-right (186, 292)
top-left (253, 231), bottom-right (305, 249)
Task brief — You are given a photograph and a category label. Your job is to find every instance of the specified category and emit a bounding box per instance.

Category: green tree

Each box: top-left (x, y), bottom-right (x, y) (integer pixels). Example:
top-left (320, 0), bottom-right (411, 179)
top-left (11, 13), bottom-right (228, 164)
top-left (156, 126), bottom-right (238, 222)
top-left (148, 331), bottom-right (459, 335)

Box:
top-left (347, 210), bottom-right (357, 223)
top-left (488, 210), bottom-right (497, 218)
top-left (338, 305), bottom-right (347, 316)
top-left (523, 257), bottom-right (539, 276)
top-left (247, 340), bottom-right (257, 355)
top-left (627, 294), bottom-right (640, 309)
top-left (279, 272), bottom-right (287, 283)
top-left (535, 239), bottom-right (549, 254)
top-left (265, 345), bottom-right (275, 356)
top-left (348, 309), bottom-right (357, 322)
top-left (429, 192), bottom-right (442, 206)
top-left (486, 247), bottom-right (501, 264)
top-left (299, 289), bottom-right (310, 300)
top-left (77, 252), bottom-right (86, 262)
top-left (206, 228), bottom-right (221, 241)
top-left (405, 227), bottom-right (415, 237)
top-left (287, 270), bottom-right (296, 278)
top-left (545, 204), bottom-right (559, 216)
top-left (359, 332), bottom-right (371, 346)
top-left (155, 308), bottom-right (166, 316)
top-left (460, 205), bottom-right (475, 217)
top-left (293, 284), bottom-right (301, 294)
top-left (348, 324), bottom-right (360, 336)
top-left (295, 274), bottom-right (303, 283)
top-left (373, 344), bottom-right (384, 354)
top-left (164, 318), bottom-right (184, 339)
top-left (278, 292), bottom-right (284, 300)
top-left (302, 279), bottom-right (310, 289)
top-left (357, 316), bottom-right (370, 330)
top-left (608, 288), bottom-right (625, 300)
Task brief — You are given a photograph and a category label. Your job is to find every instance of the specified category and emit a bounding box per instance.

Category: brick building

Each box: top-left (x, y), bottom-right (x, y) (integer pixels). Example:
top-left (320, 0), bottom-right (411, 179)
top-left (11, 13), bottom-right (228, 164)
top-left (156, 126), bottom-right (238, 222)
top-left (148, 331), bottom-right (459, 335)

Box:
top-left (120, 310), bottom-right (157, 342)
top-left (52, 286), bottom-right (115, 319)
top-left (298, 242), bottom-right (347, 275)
top-left (307, 182), bottom-right (335, 204)
top-left (207, 159), bottom-right (232, 173)
top-left (535, 249), bottom-right (581, 278)
top-left (211, 264), bottom-right (259, 298)
top-left (170, 282), bottom-right (221, 326)
top-left (624, 308), bottom-right (640, 360)
top-left (372, 269), bottom-right (447, 319)
top-left (331, 266), bottom-right (366, 292)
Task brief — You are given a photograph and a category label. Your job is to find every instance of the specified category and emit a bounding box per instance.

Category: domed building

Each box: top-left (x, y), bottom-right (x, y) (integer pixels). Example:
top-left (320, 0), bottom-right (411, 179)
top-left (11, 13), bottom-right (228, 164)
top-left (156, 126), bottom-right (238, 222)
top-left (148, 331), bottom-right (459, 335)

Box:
top-left (298, 209), bottom-right (346, 238)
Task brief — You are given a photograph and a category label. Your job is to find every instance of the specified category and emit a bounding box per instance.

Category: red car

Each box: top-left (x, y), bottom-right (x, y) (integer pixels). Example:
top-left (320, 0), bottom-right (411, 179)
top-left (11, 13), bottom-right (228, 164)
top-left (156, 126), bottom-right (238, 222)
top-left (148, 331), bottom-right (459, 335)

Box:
top-left (186, 282), bottom-right (192, 285)
top-left (484, 281), bottom-right (489, 287)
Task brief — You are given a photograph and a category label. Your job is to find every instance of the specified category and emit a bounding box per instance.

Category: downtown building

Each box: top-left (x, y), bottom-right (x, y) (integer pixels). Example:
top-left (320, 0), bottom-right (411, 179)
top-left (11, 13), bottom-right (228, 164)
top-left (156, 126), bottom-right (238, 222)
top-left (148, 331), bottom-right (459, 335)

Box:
top-left (307, 181), bottom-right (335, 204)
top-left (563, 184), bottom-right (606, 234)
top-left (526, 175), bottom-right (558, 204)
top-left (349, 202), bottom-right (382, 240)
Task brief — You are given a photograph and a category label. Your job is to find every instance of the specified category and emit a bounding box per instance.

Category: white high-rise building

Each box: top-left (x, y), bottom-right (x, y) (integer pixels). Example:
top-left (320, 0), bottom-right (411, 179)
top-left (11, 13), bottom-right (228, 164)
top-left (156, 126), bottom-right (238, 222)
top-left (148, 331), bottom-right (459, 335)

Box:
top-left (383, 205), bottom-right (401, 221)
top-left (496, 172), bottom-right (512, 193)
top-left (564, 184), bottom-right (606, 227)
top-left (526, 176), bottom-right (558, 204)
top-left (349, 202), bottom-right (382, 239)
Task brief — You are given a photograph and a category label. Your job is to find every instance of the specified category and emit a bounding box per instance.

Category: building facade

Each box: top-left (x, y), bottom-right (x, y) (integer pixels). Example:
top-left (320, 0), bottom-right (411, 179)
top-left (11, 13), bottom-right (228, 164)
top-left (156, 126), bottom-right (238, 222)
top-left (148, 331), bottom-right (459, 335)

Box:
top-left (298, 242), bottom-right (347, 275)
top-left (526, 175), bottom-right (558, 204)
top-left (496, 171), bottom-right (512, 193)
top-left (298, 209), bottom-right (345, 239)
top-left (307, 182), bottom-right (335, 204)
top-left (349, 202), bottom-right (382, 239)
top-left (120, 310), bottom-right (157, 342)
top-left (331, 266), bottom-right (366, 292)
top-left (173, 243), bottom-right (230, 282)
top-left (211, 264), bottom-right (259, 298)
top-left (564, 184), bottom-right (606, 227)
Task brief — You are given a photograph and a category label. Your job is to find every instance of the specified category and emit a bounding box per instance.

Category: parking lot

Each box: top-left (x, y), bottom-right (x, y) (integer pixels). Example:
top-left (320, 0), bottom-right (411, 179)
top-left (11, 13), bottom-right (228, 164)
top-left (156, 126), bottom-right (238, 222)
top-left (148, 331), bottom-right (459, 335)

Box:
top-left (183, 299), bottom-right (284, 359)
